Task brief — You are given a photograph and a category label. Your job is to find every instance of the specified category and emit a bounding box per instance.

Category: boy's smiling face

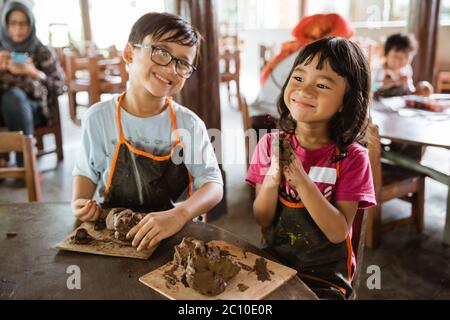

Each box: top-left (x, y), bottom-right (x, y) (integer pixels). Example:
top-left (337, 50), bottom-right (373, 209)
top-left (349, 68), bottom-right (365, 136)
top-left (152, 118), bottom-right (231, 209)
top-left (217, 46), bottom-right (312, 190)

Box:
top-left (283, 55), bottom-right (346, 125)
top-left (126, 33), bottom-right (197, 98)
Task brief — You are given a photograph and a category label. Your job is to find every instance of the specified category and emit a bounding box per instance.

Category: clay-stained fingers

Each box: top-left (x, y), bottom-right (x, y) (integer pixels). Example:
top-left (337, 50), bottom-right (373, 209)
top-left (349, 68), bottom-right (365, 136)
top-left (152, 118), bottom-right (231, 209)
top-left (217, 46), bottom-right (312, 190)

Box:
top-left (127, 214), bottom-right (150, 240)
top-left (137, 227), bottom-right (160, 252)
top-left (131, 217), bottom-right (155, 247)
top-left (73, 199), bottom-right (92, 219)
top-left (77, 200), bottom-right (101, 221)
top-left (147, 236), bottom-right (161, 250)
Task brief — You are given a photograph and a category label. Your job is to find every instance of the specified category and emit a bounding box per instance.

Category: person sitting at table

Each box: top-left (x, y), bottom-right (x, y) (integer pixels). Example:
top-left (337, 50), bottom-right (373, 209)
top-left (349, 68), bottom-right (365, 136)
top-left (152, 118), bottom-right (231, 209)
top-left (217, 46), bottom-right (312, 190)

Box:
top-left (250, 13), bottom-right (354, 142)
top-left (372, 33), bottom-right (420, 98)
top-left (0, 1), bottom-right (65, 167)
top-left (71, 12), bottom-right (223, 252)
top-left (246, 37), bottom-right (376, 299)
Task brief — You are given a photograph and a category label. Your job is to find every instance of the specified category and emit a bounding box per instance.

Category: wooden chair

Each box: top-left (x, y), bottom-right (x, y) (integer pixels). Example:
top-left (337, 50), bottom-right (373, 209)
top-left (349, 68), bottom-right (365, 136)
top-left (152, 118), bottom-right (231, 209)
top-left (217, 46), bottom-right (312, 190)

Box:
top-left (365, 123), bottom-right (425, 248)
top-left (259, 44), bottom-right (275, 71)
top-left (0, 132), bottom-right (42, 201)
top-left (238, 95), bottom-right (256, 200)
top-left (220, 48), bottom-right (241, 109)
top-left (65, 51), bottom-right (128, 125)
top-left (436, 71), bottom-right (450, 93)
top-left (34, 98), bottom-right (64, 162)
top-left (349, 209), bottom-right (368, 299)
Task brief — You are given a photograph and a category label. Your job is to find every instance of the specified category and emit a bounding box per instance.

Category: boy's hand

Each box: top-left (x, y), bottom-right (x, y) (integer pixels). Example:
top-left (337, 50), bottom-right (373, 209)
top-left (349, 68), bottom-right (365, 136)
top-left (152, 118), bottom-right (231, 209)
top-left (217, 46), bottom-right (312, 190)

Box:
top-left (283, 153), bottom-right (306, 192)
top-left (72, 199), bottom-right (102, 222)
top-left (127, 208), bottom-right (187, 251)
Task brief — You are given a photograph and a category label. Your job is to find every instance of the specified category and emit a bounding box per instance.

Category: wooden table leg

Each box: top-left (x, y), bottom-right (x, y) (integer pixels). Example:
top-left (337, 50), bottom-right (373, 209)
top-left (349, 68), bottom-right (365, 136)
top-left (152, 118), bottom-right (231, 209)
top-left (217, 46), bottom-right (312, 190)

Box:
top-left (444, 181), bottom-right (450, 246)
top-left (383, 151), bottom-right (450, 245)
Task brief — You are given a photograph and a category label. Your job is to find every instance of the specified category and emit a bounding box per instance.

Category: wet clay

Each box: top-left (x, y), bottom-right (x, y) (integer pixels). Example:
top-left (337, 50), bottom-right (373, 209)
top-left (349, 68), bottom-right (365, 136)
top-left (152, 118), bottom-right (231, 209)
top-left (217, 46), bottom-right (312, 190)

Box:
top-left (163, 264), bottom-right (179, 287)
top-left (72, 228), bottom-right (94, 244)
top-left (254, 257), bottom-right (271, 282)
top-left (172, 237), bottom-right (241, 296)
top-left (237, 283), bottom-right (249, 292)
top-left (105, 208), bottom-right (147, 241)
top-left (279, 136), bottom-right (294, 171)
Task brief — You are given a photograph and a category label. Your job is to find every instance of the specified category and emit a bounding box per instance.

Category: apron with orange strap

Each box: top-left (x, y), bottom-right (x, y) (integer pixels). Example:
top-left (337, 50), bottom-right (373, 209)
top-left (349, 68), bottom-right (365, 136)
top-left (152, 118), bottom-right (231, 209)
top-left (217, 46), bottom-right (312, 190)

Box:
top-left (102, 93), bottom-right (192, 213)
top-left (263, 139), bottom-right (354, 299)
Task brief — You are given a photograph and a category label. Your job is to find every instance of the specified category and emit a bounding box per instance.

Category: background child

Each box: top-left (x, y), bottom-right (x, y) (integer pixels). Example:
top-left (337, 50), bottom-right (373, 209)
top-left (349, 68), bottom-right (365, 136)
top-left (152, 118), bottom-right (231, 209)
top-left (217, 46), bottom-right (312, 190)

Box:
top-left (246, 37), bottom-right (376, 299)
top-left (373, 33), bottom-right (417, 98)
top-left (71, 12), bottom-right (223, 252)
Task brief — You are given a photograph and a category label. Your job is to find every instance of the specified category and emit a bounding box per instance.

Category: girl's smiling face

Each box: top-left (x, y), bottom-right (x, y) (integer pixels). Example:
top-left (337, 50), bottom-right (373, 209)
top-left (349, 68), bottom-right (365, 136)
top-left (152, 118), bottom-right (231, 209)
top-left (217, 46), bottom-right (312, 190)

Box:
top-left (284, 54), bottom-right (347, 125)
top-left (127, 32), bottom-right (197, 98)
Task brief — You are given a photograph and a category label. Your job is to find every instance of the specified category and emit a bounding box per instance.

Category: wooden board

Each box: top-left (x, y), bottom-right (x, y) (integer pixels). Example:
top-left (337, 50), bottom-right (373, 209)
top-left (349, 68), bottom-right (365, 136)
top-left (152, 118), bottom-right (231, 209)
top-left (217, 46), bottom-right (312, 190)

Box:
top-left (56, 222), bottom-right (156, 260)
top-left (139, 240), bottom-right (297, 300)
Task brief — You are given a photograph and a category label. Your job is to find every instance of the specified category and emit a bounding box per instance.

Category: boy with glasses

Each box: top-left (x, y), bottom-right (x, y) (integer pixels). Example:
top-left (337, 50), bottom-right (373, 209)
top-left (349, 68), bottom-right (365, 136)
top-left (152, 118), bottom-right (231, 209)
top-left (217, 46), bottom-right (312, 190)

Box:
top-left (72, 12), bottom-right (223, 252)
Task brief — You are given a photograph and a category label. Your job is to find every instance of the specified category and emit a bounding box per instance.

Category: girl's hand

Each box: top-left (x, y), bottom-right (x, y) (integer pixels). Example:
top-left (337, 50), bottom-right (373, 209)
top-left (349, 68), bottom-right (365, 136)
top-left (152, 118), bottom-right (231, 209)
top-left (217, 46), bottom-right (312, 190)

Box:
top-left (264, 138), bottom-right (282, 188)
top-left (127, 208), bottom-right (187, 251)
top-left (283, 153), bottom-right (306, 192)
top-left (72, 199), bottom-right (102, 222)
top-left (0, 51), bottom-right (10, 71)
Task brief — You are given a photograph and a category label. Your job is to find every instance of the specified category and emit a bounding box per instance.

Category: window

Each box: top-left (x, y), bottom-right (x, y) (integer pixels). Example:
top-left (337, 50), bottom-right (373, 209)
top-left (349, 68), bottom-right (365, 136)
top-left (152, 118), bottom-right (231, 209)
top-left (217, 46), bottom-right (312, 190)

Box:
top-left (219, 0), bottom-right (300, 31)
top-left (89, 0), bottom-right (165, 49)
top-left (33, 0), bottom-right (166, 49)
top-left (441, 0), bottom-right (450, 23)
top-left (306, 0), bottom-right (410, 27)
top-left (33, 0), bottom-right (83, 46)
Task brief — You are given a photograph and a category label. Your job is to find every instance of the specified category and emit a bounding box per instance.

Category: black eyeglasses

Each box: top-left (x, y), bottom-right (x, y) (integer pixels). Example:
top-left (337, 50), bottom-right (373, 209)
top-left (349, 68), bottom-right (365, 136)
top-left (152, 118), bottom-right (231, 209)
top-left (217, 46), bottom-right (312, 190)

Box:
top-left (133, 44), bottom-right (196, 79)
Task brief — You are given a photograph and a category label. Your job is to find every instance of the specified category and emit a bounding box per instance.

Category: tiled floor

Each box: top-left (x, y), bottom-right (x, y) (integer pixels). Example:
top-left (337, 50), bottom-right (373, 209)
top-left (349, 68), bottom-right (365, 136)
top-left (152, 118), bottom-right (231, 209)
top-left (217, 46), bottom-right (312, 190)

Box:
top-left (1, 90), bottom-right (450, 299)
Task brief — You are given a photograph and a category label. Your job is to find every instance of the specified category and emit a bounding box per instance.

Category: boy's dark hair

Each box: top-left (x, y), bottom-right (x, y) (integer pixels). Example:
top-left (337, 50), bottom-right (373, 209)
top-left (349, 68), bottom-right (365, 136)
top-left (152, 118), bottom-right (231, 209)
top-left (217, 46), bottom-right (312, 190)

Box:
top-left (128, 12), bottom-right (202, 64)
top-left (384, 33), bottom-right (417, 55)
top-left (277, 36), bottom-right (370, 162)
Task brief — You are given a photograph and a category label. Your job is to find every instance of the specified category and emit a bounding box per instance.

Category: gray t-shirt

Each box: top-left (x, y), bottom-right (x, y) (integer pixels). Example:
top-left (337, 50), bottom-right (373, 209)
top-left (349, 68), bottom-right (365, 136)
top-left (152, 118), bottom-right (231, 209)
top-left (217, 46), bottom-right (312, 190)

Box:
top-left (73, 94), bottom-right (223, 200)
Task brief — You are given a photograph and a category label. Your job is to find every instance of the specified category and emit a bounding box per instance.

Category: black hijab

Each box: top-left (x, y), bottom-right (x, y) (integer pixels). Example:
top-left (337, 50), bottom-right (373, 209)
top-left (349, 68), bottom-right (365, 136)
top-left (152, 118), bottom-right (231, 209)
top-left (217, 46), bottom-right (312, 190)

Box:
top-left (0, 1), bottom-right (42, 53)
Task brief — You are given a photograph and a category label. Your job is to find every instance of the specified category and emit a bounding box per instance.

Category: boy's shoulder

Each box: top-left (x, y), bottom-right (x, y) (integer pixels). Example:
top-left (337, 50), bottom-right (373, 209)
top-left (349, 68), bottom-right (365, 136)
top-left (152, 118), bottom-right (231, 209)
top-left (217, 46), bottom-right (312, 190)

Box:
top-left (171, 100), bottom-right (206, 128)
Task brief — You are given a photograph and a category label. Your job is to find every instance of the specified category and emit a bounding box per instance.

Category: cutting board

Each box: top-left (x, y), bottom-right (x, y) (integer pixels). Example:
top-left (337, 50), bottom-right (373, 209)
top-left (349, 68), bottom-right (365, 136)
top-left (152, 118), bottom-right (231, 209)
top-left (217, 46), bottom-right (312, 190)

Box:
top-left (139, 240), bottom-right (297, 299)
top-left (56, 222), bottom-right (156, 260)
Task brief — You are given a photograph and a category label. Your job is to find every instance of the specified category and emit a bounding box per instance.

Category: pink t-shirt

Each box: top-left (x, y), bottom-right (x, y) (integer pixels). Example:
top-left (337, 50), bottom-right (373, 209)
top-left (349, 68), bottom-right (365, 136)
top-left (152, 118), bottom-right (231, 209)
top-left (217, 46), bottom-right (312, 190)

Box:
top-left (245, 133), bottom-right (376, 209)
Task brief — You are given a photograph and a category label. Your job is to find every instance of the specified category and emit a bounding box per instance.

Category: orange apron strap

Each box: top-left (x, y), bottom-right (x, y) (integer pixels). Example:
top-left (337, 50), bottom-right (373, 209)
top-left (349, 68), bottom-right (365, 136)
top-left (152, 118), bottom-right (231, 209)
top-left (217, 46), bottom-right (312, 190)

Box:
top-left (346, 235), bottom-right (354, 281)
top-left (117, 92), bottom-right (126, 143)
top-left (188, 171), bottom-right (193, 197)
top-left (105, 92), bottom-right (127, 194)
top-left (335, 146), bottom-right (340, 177)
top-left (166, 97), bottom-right (181, 147)
top-left (297, 272), bottom-right (347, 296)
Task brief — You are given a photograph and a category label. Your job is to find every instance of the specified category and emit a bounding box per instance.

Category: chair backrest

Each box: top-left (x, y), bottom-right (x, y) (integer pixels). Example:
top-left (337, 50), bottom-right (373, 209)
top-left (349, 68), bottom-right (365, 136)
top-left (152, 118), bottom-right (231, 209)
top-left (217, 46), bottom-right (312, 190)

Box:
top-left (436, 71), bottom-right (450, 93)
top-left (259, 44), bottom-right (275, 71)
top-left (34, 98), bottom-right (64, 162)
top-left (220, 49), bottom-right (240, 82)
top-left (0, 132), bottom-right (42, 201)
top-left (238, 95), bottom-right (253, 168)
top-left (349, 209), bottom-right (368, 299)
top-left (366, 123), bottom-right (383, 201)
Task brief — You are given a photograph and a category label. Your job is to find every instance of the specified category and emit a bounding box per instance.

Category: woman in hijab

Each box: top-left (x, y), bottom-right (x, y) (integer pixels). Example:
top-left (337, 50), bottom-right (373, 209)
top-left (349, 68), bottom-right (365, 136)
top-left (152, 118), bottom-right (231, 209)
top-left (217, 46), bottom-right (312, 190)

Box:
top-left (0, 1), bottom-right (65, 166)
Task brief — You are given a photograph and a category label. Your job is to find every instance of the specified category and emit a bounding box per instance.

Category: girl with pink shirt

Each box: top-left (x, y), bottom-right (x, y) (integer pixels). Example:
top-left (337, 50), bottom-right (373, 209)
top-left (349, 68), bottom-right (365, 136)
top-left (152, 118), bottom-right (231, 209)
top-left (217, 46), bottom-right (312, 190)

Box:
top-left (246, 37), bottom-right (376, 299)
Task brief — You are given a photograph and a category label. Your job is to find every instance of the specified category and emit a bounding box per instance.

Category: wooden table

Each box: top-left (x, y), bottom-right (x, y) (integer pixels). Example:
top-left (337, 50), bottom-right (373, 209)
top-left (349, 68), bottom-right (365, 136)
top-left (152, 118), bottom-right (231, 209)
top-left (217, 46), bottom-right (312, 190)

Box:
top-left (370, 99), bottom-right (450, 245)
top-left (0, 202), bottom-right (318, 300)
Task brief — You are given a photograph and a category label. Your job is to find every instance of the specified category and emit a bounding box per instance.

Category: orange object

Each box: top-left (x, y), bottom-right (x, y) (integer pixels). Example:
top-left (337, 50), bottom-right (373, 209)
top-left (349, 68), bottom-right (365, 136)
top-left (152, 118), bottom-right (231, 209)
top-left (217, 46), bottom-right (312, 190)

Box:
top-left (260, 13), bottom-right (355, 85)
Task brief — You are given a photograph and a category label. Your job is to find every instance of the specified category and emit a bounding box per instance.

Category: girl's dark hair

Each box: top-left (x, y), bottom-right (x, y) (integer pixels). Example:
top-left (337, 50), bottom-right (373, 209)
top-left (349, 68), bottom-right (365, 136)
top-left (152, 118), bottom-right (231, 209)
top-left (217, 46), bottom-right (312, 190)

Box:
top-left (128, 12), bottom-right (202, 64)
top-left (277, 36), bottom-right (370, 162)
